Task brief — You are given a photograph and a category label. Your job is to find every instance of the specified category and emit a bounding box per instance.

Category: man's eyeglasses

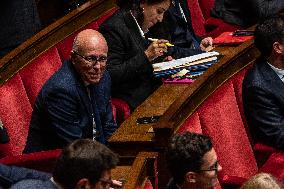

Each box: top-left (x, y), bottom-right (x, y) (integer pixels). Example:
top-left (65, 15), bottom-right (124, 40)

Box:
top-left (199, 161), bottom-right (219, 174)
top-left (73, 51), bottom-right (107, 64)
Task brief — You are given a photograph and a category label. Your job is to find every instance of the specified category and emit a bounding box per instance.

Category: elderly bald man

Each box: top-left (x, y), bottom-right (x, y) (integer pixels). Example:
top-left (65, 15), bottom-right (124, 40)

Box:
top-left (24, 29), bottom-right (117, 153)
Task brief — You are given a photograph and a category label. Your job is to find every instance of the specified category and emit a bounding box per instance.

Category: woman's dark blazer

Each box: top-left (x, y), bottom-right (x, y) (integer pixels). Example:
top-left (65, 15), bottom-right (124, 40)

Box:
top-left (99, 10), bottom-right (161, 110)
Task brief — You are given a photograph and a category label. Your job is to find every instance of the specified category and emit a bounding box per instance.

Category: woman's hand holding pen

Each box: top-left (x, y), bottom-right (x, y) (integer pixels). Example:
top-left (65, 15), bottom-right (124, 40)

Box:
top-left (145, 39), bottom-right (169, 62)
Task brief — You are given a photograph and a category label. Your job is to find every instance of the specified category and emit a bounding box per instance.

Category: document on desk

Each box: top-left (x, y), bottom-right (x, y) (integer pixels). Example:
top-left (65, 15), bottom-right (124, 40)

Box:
top-left (153, 51), bottom-right (220, 72)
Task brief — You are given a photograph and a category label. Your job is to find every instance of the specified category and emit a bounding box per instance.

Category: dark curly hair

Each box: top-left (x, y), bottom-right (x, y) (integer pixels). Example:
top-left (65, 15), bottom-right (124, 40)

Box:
top-left (254, 15), bottom-right (284, 58)
top-left (53, 139), bottom-right (119, 189)
top-left (166, 132), bottom-right (213, 184)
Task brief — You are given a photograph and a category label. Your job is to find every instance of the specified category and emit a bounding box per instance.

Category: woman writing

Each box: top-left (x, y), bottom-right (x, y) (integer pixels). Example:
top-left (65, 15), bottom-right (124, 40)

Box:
top-left (99, 0), bottom-right (171, 110)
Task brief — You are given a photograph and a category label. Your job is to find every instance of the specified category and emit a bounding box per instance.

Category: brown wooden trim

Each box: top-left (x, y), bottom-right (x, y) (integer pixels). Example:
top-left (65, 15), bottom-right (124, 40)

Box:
top-left (0, 0), bottom-right (117, 85)
top-left (124, 152), bottom-right (158, 189)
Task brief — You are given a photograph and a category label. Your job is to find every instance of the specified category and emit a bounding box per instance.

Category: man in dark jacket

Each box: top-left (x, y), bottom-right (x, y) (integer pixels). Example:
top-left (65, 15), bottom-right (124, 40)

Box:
top-left (24, 29), bottom-right (117, 153)
top-left (243, 15), bottom-right (284, 149)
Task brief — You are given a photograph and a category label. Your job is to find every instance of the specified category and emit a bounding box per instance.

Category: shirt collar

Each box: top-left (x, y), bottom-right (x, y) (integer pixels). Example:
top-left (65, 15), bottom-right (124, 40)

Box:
top-left (130, 11), bottom-right (146, 38)
top-left (267, 62), bottom-right (284, 82)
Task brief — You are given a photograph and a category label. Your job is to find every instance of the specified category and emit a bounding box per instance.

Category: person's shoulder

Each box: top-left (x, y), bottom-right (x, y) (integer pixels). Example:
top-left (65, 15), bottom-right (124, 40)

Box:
top-left (10, 179), bottom-right (55, 189)
top-left (42, 60), bottom-right (77, 93)
top-left (100, 10), bottom-right (124, 28)
top-left (243, 59), bottom-right (266, 86)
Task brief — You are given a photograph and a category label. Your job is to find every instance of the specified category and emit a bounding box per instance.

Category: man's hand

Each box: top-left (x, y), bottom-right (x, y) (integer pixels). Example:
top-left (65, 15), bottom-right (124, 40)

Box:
top-left (110, 179), bottom-right (123, 189)
top-left (200, 37), bottom-right (213, 52)
top-left (145, 39), bottom-right (169, 62)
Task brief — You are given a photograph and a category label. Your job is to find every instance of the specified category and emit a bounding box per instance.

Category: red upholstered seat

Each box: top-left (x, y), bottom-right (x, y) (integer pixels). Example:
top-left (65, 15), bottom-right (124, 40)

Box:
top-left (186, 0), bottom-right (206, 37)
top-left (259, 152), bottom-right (284, 183)
top-left (189, 0), bottom-right (243, 38)
top-left (0, 74), bottom-right (32, 157)
top-left (177, 63), bottom-right (284, 188)
top-left (0, 149), bottom-right (61, 172)
top-left (19, 47), bottom-right (62, 105)
top-left (197, 80), bottom-right (258, 181)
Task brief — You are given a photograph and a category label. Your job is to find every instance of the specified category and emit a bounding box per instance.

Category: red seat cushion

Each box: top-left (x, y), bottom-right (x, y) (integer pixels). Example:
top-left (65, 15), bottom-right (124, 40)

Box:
top-left (0, 74), bottom-right (32, 157)
top-left (19, 47), bottom-right (62, 105)
top-left (259, 152), bottom-right (284, 183)
top-left (0, 149), bottom-right (61, 172)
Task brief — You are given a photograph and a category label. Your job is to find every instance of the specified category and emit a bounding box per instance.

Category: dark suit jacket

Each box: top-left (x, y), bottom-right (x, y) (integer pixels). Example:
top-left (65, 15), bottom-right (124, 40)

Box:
top-left (211, 0), bottom-right (284, 27)
top-left (99, 10), bottom-right (161, 110)
top-left (243, 58), bottom-right (284, 150)
top-left (24, 60), bottom-right (117, 153)
top-left (0, 164), bottom-right (51, 189)
top-left (147, 0), bottom-right (202, 59)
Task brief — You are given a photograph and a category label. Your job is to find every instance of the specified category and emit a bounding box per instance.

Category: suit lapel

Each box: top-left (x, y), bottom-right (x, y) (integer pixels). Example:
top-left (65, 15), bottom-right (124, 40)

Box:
top-left (259, 60), bottom-right (284, 100)
top-left (122, 10), bottom-right (148, 50)
top-left (66, 60), bottom-right (93, 116)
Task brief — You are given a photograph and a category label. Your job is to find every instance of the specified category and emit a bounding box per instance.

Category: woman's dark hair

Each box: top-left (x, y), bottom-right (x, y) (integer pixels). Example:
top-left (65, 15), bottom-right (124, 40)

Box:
top-left (53, 139), bottom-right (119, 189)
top-left (116, 0), bottom-right (170, 26)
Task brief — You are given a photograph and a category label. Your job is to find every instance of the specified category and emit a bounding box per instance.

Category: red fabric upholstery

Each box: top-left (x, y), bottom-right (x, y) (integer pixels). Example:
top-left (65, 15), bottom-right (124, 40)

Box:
top-left (206, 18), bottom-right (242, 38)
top-left (187, 0), bottom-right (206, 37)
top-left (0, 74), bottom-right (32, 157)
top-left (197, 81), bottom-right (258, 180)
top-left (19, 47), bottom-right (62, 105)
top-left (111, 98), bottom-right (130, 125)
top-left (0, 149), bottom-right (61, 172)
top-left (198, 0), bottom-right (215, 20)
top-left (259, 152), bottom-right (284, 183)
top-left (178, 112), bottom-right (203, 133)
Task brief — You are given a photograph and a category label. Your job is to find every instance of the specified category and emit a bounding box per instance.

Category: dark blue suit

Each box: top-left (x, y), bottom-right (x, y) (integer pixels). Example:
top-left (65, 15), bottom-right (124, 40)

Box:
top-left (24, 60), bottom-right (117, 153)
top-left (243, 58), bottom-right (284, 150)
top-left (0, 164), bottom-right (51, 189)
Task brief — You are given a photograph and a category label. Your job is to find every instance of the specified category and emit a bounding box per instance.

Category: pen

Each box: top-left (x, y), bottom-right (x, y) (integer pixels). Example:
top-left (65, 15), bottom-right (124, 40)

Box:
top-left (148, 38), bottom-right (175, 47)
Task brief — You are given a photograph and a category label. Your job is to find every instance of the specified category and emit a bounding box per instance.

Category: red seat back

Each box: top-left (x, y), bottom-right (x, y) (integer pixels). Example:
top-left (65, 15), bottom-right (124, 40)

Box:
top-left (179, 65), bottom-right (258, 181)
top-left (186, 0), bottom-right (206, 37)
top-left (0, 74), bottom-right (32, 157)
top-left (19, 47), bottom-right (62, 105)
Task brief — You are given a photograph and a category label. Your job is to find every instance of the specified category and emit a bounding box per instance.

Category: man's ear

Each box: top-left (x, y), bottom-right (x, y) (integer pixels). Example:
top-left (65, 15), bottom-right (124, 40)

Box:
top-left (75, 178), bottom-right (91, 189)
top-left (185, 171), bottom-right (197, 183)
top-left (273, 41), bottom-right (284, 54)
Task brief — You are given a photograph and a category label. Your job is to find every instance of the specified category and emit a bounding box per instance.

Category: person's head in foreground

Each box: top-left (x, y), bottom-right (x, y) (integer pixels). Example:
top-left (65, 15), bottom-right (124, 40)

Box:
top-left (53, 139), bottom-right (120, 189)
top-left (254, 15), bottom-right (284, 67)
top-left (71, 29), bottom-right (108, 85)
top-left (166, 132), bottom-right (222, 189)
top-left (240, 173), bottom-right (284, 189)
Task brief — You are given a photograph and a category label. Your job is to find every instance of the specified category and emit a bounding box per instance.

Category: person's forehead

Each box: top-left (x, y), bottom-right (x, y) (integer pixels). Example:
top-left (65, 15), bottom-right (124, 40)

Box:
top-left (201, 148), bottom-right (217, 167)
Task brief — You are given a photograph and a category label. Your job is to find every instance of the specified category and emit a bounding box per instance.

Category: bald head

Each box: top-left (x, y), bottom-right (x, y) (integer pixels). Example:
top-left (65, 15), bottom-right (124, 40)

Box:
top-left (71, 29), bottom-right (108, 84)
top-left (72, 29), bottom-right (108, 54)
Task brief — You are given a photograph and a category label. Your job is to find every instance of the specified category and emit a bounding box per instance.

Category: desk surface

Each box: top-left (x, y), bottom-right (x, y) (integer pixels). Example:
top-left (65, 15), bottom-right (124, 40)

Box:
top-left (109, 44), bottom-right (242, 151)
